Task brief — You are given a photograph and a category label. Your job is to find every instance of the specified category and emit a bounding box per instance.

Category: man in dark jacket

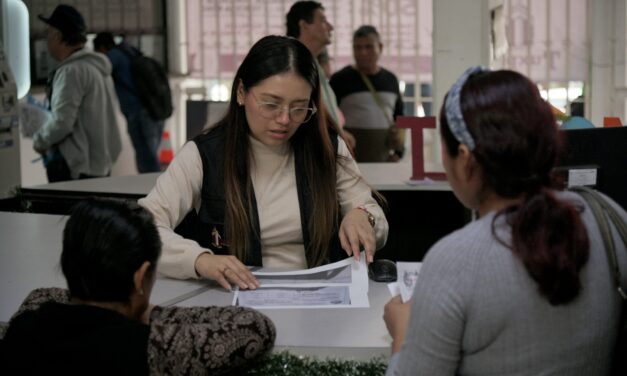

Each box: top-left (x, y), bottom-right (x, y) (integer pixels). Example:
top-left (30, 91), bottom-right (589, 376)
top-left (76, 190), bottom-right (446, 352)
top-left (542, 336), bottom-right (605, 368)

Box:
top-left (94, 32), bottom-right (164, 173)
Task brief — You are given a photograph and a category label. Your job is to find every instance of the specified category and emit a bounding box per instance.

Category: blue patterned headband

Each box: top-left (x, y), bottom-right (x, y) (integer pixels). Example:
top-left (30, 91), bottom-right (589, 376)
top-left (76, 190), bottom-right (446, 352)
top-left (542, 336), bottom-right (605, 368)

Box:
top-left (444, 66), bottom-right (490, 151)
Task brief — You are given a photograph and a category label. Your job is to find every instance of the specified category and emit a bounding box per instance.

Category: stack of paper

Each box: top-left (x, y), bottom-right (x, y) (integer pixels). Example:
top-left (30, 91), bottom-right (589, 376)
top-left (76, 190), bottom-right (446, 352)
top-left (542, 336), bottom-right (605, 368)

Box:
top-left (234, 254), bottom-right (369, 309)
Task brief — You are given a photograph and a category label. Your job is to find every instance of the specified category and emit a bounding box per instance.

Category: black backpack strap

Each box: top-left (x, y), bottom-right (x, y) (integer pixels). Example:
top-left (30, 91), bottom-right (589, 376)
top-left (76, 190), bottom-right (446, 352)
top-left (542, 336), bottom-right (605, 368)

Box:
top-left (110, 45), bottom-right (140, 96)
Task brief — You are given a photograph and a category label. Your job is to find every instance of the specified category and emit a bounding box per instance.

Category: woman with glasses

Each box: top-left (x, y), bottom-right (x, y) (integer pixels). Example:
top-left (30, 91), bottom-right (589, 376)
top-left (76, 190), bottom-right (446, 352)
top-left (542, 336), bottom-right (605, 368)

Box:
top-left (139, 35), bottom-right (388, 289)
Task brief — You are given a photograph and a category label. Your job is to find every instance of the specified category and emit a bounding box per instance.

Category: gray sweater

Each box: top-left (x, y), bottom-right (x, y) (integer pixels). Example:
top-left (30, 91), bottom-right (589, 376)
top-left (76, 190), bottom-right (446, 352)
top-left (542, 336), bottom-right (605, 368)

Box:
top-left (387, 191), bottom-right (627, 375)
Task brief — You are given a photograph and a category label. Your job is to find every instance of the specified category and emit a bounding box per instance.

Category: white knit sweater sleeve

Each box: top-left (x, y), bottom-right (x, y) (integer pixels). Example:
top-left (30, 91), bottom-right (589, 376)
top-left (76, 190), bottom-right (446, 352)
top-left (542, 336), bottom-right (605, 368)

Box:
top-left (336, 137), bottom-right (389, 250)
top-left (139, 142), bottom-right (210, 279)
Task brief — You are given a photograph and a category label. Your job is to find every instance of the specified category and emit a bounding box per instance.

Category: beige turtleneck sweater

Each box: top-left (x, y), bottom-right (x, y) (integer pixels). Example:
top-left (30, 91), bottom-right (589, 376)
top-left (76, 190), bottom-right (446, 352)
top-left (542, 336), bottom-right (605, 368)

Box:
top-left (139, 136), bottom-right (388, 279)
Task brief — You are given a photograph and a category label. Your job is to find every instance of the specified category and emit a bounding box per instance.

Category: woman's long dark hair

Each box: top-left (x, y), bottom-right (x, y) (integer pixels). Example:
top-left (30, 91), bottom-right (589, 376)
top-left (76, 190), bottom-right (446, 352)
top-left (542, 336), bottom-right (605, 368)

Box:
top-left (211, 35), bottom-right (341, 267)
top-left (440, 70), bottom-right (589, 305)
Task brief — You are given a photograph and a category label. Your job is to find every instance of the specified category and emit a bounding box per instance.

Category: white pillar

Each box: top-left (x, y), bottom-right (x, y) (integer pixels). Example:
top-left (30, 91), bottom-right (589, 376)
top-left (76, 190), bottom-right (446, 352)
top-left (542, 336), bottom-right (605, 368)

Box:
top-left (166, 0), bottom-right (188, 76)
top-left (165, 0), bottom-right (189, 149)
top-left (587, 0), bottom-right (627, 125)
top-left (428, 0), bottom-right (493, 170)
top-left (612, 0), bottom-right (627, 123)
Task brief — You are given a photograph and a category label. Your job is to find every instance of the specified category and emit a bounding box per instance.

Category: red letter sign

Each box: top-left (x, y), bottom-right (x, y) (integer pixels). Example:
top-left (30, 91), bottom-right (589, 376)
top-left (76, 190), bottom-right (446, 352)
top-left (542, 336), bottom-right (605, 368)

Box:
top-left (396, 116), bottom-right (447, 181)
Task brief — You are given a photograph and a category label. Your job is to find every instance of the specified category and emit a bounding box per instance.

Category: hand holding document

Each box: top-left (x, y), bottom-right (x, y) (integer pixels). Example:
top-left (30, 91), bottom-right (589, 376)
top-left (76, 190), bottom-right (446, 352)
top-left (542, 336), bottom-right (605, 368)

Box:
top-left (19, 95), bottom-right (51, 138)
top-left (387, 262), bottom-right (422, 303)
top-left (234, 253), bottom-right (369, 309)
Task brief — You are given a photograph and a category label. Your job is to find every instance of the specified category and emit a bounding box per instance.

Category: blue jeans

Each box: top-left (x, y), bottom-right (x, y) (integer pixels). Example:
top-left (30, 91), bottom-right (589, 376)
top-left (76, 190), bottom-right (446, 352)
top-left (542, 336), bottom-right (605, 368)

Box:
top-left (126, 109), bottom-right (165, 173)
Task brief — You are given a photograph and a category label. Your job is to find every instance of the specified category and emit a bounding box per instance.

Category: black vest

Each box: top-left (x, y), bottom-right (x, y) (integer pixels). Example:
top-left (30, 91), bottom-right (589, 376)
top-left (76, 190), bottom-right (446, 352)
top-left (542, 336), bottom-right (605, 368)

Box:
top-left (174, 126), bottom-right (345, 267)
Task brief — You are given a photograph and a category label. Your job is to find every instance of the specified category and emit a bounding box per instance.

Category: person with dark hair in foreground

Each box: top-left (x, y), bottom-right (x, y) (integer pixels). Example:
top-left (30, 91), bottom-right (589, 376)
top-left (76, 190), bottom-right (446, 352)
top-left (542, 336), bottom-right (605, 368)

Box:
top-left (1, 198), bottom-right (275, 374)
top-left (139, 35), bottom-right (388, 288)
top-left (383, 68), bottom-right (627, 375)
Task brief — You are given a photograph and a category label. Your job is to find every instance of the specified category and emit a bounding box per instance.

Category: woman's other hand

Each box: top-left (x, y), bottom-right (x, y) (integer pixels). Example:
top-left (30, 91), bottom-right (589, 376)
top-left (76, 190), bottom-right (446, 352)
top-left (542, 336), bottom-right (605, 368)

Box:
top-left (339, 207), bottom-right (376, 263)
top-left (194, 253), bottom-right (260, 291)
top-left (383, 295), bottom-right (412, 354)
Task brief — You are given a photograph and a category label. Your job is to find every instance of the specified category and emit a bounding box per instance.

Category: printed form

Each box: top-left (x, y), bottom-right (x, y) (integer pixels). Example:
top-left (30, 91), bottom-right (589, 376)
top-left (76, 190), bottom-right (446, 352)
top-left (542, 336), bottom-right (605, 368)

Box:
top-left (233, 254), bottom-right (369, 309)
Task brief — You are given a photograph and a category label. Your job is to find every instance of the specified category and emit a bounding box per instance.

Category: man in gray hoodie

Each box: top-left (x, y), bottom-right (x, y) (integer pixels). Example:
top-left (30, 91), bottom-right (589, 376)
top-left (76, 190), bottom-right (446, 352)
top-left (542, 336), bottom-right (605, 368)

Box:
top-left (34, 5), bottom-right (122, 182)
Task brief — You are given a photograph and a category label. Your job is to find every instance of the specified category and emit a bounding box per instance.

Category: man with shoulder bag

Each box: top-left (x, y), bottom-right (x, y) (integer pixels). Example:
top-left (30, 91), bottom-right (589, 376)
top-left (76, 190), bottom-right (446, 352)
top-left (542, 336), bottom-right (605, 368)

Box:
top-left (330, 25), bottom-right (405, 162)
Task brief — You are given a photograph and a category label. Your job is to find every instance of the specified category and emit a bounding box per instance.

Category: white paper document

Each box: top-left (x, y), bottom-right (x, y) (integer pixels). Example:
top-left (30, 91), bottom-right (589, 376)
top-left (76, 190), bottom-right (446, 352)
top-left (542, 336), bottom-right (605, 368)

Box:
top-left (387, 281), bottom-right (401, 297)
top-left (19, 97), bottom-right (51, 138)
top-left (567, 168), bottom-right (597, 187)
top-left (237, 286), bottom-right (350, 307)
top-left (406, 177), bottom-right (437, 186)
top-left (388, 262), bottom-right (422, 303)
top-left (234, 253), bottom-right (369, 309)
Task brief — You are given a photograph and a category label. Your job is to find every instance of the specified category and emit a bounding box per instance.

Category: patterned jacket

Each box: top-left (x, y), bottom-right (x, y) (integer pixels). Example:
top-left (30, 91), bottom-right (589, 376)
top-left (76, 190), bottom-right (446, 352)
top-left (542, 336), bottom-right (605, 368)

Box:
top-left (2, 288), bottom-right (276, 375)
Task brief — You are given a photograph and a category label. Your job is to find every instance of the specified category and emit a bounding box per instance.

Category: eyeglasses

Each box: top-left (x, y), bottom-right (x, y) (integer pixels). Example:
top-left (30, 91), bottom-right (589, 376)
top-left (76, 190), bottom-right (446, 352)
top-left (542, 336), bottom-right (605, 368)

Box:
top-left (248, 91), bottom-right (317, 124)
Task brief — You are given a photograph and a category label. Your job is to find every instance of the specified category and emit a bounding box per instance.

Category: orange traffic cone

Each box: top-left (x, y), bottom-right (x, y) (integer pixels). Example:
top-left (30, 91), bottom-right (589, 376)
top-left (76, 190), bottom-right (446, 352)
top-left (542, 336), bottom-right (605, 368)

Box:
top-left (159, 130), bottom-right (174, 171)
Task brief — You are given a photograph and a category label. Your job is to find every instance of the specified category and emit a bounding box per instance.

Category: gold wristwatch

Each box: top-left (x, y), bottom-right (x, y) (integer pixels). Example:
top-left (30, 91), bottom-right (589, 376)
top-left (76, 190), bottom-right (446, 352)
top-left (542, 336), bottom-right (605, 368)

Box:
top-left (357, 206), bottom-right (375, 227)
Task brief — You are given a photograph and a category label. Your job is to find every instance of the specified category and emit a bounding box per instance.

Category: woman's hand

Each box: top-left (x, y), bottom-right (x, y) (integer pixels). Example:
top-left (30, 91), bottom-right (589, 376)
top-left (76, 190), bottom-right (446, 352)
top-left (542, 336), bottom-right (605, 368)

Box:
top-left (194, 253), bottom-right (259, 291)
top-left (383, 295), bottom-right (412, 354)
top-left (339, 207), bottom-right (375, 263)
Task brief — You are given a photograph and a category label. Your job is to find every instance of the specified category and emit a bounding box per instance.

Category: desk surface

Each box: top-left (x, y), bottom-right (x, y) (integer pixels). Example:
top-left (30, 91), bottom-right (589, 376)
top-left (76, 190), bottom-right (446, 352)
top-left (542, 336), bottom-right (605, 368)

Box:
top-left (0, 212), bottom-right (391, 359)
top-left (22, 162), bottom-right (449, 195)
top-left (22, 173), bottom-right (161, 196)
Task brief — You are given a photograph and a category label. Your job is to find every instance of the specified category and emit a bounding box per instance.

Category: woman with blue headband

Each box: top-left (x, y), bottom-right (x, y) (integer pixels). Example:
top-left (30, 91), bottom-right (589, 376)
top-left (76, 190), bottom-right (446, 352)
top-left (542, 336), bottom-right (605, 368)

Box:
top-left (383, 68), bottom-right (627, 375)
